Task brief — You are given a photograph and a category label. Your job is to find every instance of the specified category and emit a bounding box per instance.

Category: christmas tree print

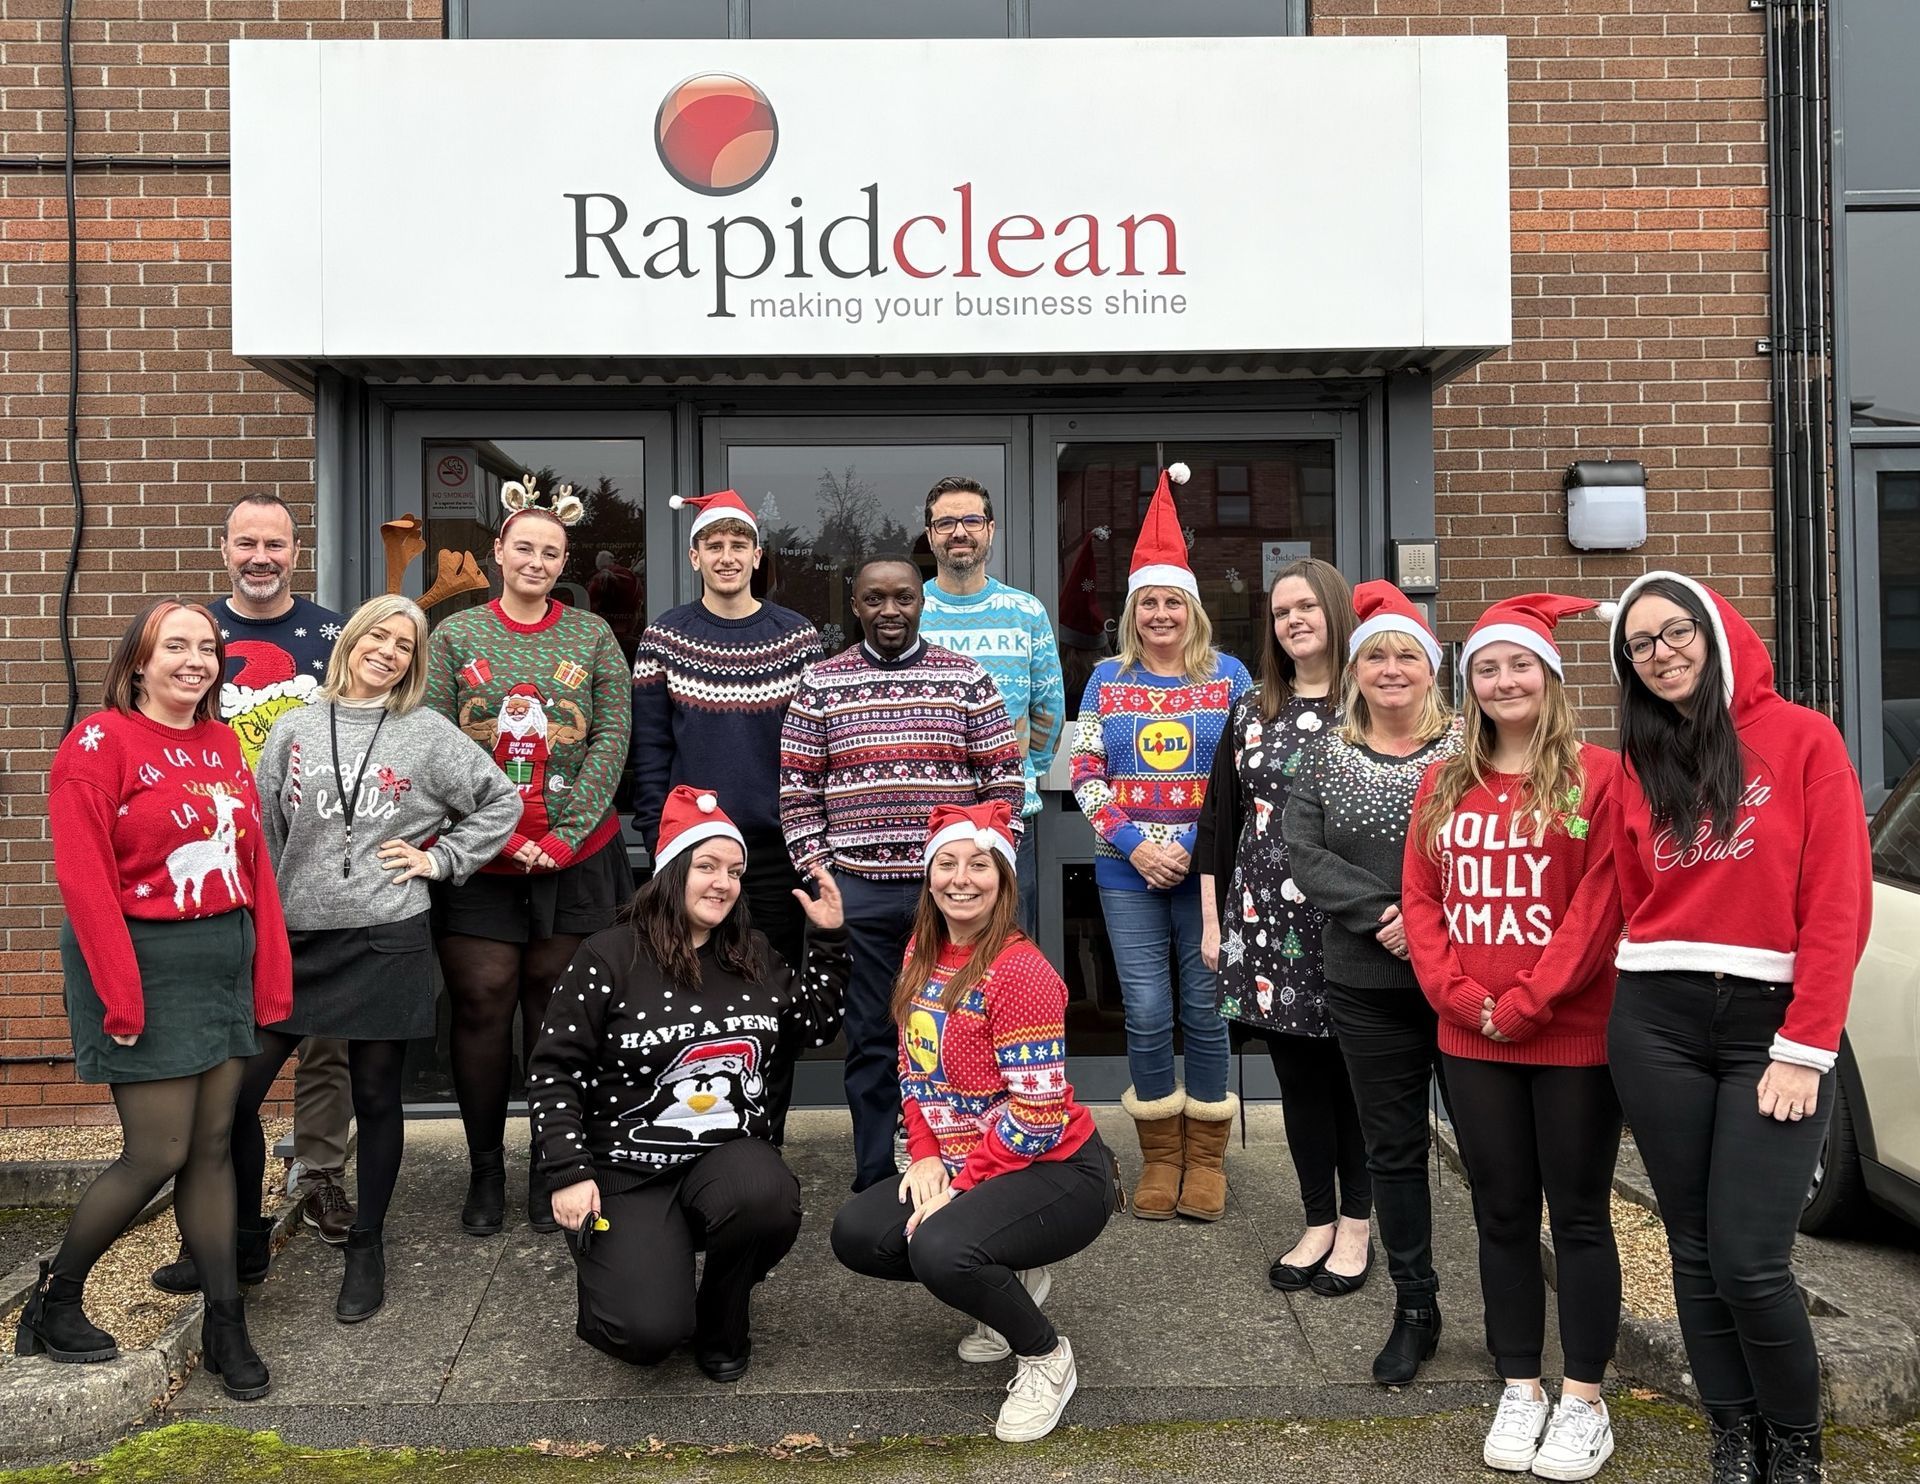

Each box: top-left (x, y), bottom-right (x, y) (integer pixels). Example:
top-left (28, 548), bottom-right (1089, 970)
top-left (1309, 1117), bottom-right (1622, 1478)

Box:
top-left (1280, 926), bottom-right (1304, 962)
top-left (1282, 747), bottom-right (1304, 777)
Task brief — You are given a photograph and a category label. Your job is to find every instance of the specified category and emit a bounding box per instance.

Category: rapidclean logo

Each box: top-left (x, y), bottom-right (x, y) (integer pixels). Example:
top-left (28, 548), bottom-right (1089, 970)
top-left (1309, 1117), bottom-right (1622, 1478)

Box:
top-left (654, 73), bottom-right (778, 197)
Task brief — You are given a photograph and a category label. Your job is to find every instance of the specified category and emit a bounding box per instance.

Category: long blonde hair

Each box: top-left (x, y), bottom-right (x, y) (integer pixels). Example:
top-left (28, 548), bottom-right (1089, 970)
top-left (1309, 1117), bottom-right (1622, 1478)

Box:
top-left (318, 595), bottom-right (431, 714)
top-left (1337, 632), bottom-right (1452, 748)
top-left (1415, 665), bottom-right (1585, 859)
top-left (1116, 585), bottom-right (1218, 683)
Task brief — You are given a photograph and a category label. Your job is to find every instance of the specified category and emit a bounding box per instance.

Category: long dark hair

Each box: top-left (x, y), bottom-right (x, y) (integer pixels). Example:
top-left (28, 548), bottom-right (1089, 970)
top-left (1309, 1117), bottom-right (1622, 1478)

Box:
top-left (618, 852), bottom-right (766, 991)
top-left (1258, 558), bottom-right (1355, 724)
top-left (1618, 577), bottom-right (1745, 843)
top-left (891, 854), bottom-right (1025, 1026)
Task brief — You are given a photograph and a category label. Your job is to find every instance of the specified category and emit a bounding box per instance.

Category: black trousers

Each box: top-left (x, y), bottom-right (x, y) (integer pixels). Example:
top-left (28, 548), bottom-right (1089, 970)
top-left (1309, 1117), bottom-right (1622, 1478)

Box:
top-left (1326, 981), bottom-right (1445, 1302)
top-left (1443, 1055), bottom-right (1623, 1383)
top-left (830, 1135), bottom-right (1115, 1358)
top-left (568, 1137), bottom-right (802, 1367)
top-left (1608, 971), bottom-right (1832, 1429)
top-left (835, 872), bottom-right (921, 1191)
top-left (1266, 1031), bottom-right (1372, 1226)
top-left (742, 839), bottom-right (806, 1145)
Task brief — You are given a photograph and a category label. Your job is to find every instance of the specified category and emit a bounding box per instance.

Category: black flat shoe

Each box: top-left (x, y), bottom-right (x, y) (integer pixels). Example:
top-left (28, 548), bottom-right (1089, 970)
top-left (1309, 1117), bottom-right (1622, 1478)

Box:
top-left (695, 1338), bottom-right (752, 1384)
top-left (1268, 1248), bottom-right (1331, 1292)
top-left (1310, 1243), bottom-right (1374, 1297)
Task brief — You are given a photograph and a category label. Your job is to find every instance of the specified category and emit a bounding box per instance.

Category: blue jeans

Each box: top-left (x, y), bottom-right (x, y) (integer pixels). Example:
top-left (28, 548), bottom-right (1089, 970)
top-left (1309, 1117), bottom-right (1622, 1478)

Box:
top-left (1098, 886), bottom-right (1229, 1102)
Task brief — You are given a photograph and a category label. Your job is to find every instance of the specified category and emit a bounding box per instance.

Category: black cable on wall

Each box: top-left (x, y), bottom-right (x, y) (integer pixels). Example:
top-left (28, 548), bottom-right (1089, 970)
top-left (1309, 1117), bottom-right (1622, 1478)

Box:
top-left (57, 0), bottom-right (85, 735)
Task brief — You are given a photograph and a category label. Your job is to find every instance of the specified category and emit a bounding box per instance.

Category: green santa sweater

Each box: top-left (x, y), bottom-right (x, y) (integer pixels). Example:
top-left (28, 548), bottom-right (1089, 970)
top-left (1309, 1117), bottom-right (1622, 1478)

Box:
top-left (424, 599), bottom-right (632, 873)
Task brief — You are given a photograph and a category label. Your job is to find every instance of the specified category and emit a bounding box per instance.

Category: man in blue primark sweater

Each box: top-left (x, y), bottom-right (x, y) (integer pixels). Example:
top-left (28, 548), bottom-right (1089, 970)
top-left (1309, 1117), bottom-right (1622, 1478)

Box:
top-left (631, 488), bottom-right (825, 969)
top-left (918, 476), bottom-right (1066, 937)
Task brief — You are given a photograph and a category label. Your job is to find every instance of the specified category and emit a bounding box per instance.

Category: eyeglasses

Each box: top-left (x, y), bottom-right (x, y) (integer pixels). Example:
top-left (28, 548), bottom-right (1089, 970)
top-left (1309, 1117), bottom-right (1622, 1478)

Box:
top-left (929, 515), bottom-right (989, 535)
top-left (1623, 618), bottom-right (1700, 663)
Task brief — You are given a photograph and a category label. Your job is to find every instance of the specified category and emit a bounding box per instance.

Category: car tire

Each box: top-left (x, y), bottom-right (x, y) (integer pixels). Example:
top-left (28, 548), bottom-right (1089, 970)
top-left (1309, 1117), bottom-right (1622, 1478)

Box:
top-left (1799, 1070), bottom-right (1870, 1235)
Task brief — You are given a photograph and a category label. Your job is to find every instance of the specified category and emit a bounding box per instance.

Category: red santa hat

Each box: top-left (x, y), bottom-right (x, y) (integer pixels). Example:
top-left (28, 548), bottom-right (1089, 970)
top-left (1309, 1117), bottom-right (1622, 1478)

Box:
top-left (1127, 462), bottom-right (1197, 601)
top-left (669, 488), bottom-right (759, 545)
top-left (1057, 530), bottom-right (1107, 649)
top-left (923, 799), bottom-right (1018, 874)
top-left (1349, 580), bottom-right (1443, 672)
top-left (652, 784), bottom-right (747, 872)
top-left (504, 681), bottom-right (544, 705)
top-left (1460, 592), bottom-right (1600, 678)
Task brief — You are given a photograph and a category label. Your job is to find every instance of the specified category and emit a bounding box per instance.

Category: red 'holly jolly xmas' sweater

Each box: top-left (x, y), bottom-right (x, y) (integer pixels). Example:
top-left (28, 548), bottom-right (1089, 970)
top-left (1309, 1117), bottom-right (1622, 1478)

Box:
top-left (1400, 744), bottom-right (1625, 1066)
top-left (49, 709), bottom-right (293, 1038)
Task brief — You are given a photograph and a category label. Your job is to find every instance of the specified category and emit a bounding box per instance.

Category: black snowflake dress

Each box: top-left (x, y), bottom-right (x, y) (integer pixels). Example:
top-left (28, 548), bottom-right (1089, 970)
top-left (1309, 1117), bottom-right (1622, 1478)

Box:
top-left (1214, 692), bottom-right (1337, 1038)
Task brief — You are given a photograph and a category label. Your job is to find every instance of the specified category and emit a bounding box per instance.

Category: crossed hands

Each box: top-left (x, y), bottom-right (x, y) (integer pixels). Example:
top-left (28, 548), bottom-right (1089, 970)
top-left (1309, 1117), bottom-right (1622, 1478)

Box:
top-left (1129, 839), bottom-right (1191, 891)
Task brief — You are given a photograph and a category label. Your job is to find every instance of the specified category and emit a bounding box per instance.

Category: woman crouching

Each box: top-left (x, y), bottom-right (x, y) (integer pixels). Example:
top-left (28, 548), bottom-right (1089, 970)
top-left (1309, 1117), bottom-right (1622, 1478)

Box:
top-left (527, 786), bottom-right (846, 1381)
top-left (831, 802), bottom-right (1119, 1443)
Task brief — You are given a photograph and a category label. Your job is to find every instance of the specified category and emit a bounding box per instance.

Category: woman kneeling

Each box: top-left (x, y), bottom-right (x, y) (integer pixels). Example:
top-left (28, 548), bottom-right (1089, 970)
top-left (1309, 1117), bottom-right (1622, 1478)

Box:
top-left (529, 786), bottom-right (846, 1380)
top-left (831, 802), bottom-right (1118, 1443)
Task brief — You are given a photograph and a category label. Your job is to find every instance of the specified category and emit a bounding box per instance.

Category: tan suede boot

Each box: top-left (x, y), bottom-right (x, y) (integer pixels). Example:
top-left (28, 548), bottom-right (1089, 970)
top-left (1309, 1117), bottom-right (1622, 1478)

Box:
top-left (1120, 1086), bottom-right (1186, 1220)
top-left (1176, 1092), bottom-right (1239, 1221)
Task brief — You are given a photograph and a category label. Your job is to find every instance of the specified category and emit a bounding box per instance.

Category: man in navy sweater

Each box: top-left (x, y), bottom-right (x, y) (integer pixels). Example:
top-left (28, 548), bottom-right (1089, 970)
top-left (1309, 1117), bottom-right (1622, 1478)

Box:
top-left (631, 489), bottom-right (824, 969)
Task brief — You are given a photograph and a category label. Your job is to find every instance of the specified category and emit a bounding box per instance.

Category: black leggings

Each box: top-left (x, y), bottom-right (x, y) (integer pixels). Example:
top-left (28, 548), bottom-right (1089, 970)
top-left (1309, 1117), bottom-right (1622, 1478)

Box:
top-left (233, 1029), bottom-right (408, 1233)
top-left (1443, 1055), bottom-right (1622, 1383)
top-left (437, 932), bottom-right (581, 1157)
top-left (831, 1135), bottom-right (1115, 1357)
top-left (569, 1137), bottom-right (802, 1365)
top-left (53, 1061), bottom-right (246, 1301)
top-left (1266, 1032), bottom-right (1372, 1226)
top-left (1609, 971), bottom-right (1831, 1430)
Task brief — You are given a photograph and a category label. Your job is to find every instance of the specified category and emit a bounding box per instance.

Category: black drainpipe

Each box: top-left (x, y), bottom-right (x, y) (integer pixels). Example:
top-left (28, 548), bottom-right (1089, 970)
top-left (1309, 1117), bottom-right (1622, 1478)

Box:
top-left (1763, 0), bottom-right (1835, 715)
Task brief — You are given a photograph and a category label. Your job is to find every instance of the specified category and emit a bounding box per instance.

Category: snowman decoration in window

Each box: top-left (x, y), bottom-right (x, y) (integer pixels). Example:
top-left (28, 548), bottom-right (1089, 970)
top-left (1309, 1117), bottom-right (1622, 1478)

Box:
top-left (626, 1038), bottom-right (765, 1139)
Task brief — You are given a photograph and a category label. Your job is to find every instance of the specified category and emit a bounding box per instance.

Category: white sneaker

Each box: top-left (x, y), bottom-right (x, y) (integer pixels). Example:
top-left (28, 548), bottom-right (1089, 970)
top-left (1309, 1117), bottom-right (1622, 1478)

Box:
top-left (994, 1335), bottom-right (1078, 1443)
top-left (1483, 1383), bottom-right (1551, 1471)
top-left (957, 1267), bottom-right (1053, 1363)
top-left (1531, 1396), bottom-right (1613, 1481)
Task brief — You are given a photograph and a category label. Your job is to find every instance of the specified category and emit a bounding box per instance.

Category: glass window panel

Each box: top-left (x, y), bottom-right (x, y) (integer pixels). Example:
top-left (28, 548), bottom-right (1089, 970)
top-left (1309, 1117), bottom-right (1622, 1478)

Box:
top-left (1878, 469), bottom-right (1920, 793)
top-left (1871, 746), bottom-right (1920, 884)
top-left (1032, 0), bottom-right (1295, 38)
top-left (1847, 211), bottom-right (1920, 428)
top-left (724, 443), bottom-right (1005, 656)
top-left (748, 0), bottom-right (1009, 39)
top-left (466, 0), bottom-right (729, 38)
top-left (1840, 0), bottom-right (1920, 193)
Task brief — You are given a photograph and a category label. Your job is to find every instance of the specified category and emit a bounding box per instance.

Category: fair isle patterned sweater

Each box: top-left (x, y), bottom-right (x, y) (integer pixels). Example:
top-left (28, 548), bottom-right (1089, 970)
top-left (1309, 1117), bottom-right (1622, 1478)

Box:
top-left (778, 640), bottom-right (1025, 881)
top-left (630, 600), bottom-right (824, 848)
top-left (1071, 655), bottom-right (1253, 892)
top-left (424, 600), bottom-right (632, 874)
top-left (899, 937), bottom-right (1095, 1192)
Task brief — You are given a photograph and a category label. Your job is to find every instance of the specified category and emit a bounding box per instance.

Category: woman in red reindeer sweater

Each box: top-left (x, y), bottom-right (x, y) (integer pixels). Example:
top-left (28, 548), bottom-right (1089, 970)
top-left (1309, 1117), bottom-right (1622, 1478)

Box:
top-left (1403, 595), bottom-right (1625, 1482)
top-left (19, 601), bottom-right (291, 1401)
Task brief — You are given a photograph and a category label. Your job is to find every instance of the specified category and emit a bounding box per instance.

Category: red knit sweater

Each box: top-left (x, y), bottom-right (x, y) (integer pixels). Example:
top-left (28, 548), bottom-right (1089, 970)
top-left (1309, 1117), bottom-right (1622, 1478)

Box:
top-left (898, 936), bottom-right (1095, 1192)
top-left (50, 709), bottom-right (293, 1037)
top-left (1401, 744), bottom-right (1624, 1067)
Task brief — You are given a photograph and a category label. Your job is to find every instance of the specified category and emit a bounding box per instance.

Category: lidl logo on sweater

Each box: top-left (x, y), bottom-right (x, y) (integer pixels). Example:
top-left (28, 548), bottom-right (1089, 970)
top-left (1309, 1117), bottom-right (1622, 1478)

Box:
top-left (1136, 719), bottom-right (1193, 771)
top-left (906, 1008), bottom-right (944, 1075)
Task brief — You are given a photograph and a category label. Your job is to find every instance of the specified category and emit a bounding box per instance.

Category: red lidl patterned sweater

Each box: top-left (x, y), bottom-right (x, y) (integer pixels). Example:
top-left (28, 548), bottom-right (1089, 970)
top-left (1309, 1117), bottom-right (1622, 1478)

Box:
top-left (898, 936), bottom-right (1094, 1192)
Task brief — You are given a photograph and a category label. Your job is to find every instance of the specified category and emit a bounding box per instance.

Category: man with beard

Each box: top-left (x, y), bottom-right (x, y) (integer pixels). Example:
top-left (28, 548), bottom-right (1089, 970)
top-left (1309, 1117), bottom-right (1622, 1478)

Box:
top-left (631, 490), bottom-right (823, 971)
top-left (212, 494), bottom-right (356, 1248)
top-left (918, 477), bottom-right (1065, 938)
top-left (780, 557), bottom-right (1025, 1191)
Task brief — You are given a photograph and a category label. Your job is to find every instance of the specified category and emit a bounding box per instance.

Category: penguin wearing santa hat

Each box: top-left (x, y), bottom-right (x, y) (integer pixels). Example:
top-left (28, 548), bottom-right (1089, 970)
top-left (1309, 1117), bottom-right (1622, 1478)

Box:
top-left (624, 1037), bottom-right (766, 1140)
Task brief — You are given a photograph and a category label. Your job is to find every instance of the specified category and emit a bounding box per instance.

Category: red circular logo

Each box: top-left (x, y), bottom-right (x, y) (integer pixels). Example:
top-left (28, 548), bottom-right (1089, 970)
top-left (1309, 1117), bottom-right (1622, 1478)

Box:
top-left (655, 73), bottom-right (778, 196)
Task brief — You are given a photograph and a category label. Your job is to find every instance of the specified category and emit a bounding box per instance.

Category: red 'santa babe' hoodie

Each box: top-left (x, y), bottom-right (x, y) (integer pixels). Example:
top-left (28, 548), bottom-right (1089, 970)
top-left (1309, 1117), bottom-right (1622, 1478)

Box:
top-left (1609, 572), bottom-right (1871, 1071)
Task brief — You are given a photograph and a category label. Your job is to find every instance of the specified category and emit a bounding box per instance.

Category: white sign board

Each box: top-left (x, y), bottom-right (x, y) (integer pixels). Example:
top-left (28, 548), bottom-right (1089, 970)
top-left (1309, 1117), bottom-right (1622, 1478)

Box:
top-left (1263, 541), bottom-right (1315, 588)
top-left (426, 447), bottom-right (480, 519)
top-left (231, 38), bottom-right (1510, 360)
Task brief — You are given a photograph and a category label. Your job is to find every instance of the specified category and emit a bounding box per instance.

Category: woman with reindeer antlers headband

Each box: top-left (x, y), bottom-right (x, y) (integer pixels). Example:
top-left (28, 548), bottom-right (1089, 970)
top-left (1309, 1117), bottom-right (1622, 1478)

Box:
top-left (23, 601), bottom-right (291, 1400)
top-left (424, 475), bottom-right (635, 1240)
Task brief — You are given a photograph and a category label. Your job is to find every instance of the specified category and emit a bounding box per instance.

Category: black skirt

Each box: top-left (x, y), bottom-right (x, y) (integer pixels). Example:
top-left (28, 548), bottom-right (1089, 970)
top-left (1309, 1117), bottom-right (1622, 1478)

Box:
top-left (432, 836), bottom-right (635, 945)
top-left (62, 914), bottom-right (258, 1084)
top-left (281, 910), bottom-right (435, 1041)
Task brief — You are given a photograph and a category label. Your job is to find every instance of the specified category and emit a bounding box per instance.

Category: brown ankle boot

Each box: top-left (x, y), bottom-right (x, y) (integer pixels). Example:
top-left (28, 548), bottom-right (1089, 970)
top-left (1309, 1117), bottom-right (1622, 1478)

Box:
top-left (1176, 1093), bottom-right (1238, 1221)
top-left (1121, 1086), bottom-right (1186, 1220)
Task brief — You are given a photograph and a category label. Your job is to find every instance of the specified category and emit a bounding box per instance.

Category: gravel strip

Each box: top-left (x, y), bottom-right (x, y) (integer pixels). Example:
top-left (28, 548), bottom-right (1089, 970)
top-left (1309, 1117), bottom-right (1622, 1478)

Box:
top-left (1612, 1190), bottom-right (1677, 1321)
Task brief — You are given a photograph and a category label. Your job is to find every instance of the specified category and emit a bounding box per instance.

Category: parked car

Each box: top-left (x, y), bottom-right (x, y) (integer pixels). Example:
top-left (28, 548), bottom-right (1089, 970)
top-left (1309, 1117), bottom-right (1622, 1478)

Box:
top-left (1800, 753), bottom-right (1920, 1233)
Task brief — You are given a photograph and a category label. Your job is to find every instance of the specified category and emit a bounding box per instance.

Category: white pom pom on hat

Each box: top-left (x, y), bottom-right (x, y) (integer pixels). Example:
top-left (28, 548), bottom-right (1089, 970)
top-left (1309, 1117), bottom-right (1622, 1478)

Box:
top-left (669, 494), bottom-right (687, 510)
top-left (1595, 601), bottom-right (1620, 623)
top-left (697, 793), bottom-right (717, 813)
top-left (1166, 462), bottom-right (1191, 485)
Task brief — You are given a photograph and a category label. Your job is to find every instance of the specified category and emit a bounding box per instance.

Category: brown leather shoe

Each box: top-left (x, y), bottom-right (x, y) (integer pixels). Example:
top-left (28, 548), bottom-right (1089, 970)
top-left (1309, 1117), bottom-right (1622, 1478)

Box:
top-left (1176, 1092), bottom-right (1239, 1221)
top-left (1121, 1086), bottom-right (1186, 1220)
top-left (303, 1177), bottom-right (356, 1246)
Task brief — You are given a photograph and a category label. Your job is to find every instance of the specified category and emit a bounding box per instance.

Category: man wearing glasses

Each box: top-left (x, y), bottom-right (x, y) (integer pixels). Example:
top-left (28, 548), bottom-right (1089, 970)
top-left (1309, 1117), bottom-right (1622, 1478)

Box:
top-left (918, 476), bottom-right (1066, 938)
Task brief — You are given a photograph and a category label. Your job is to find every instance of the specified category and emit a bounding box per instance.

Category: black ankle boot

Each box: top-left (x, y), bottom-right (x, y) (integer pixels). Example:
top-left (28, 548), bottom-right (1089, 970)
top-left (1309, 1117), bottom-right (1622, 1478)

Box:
top-left (200, 1297), bottom-right (271, 1400)
top-left (151, 1216), bottom-right (274, 1296)
top-left (335, 1227), bottom-right (386, 1324)
top-left (1763, 1420), bottom-right (1821, 1484)
top-left (1371, 1301), bottom-right (1442, 1386)
top-left (151, 1242), bottom-right (201, 1295)
top-left (13, 1260), bottom-right (118, 1363)
top-left (461, 1147), bottom-right (506, 1236)
top-left (527, 1170), bottom-right (558, 1235)
top-left (1709, 1411), bottom-right (1768, 1484)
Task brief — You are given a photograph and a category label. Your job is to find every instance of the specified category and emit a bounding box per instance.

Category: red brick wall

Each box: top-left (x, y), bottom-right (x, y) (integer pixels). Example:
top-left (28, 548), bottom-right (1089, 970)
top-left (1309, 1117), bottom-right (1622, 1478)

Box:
top-left (0, 2), bottom-right (441, 1125)
top-left (1316, 0), bottom-right (1773, 723)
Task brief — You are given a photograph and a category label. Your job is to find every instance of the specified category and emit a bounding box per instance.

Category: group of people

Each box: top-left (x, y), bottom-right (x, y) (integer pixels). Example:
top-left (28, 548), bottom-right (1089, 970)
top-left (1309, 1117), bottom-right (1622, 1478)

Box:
top-left (14, 463), bottom-right (1869, 1477)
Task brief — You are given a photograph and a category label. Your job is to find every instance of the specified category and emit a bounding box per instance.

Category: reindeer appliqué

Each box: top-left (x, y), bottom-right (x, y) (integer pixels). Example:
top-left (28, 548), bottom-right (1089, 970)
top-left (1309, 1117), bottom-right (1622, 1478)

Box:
top-left (165, 781), bottom-right (248, 912)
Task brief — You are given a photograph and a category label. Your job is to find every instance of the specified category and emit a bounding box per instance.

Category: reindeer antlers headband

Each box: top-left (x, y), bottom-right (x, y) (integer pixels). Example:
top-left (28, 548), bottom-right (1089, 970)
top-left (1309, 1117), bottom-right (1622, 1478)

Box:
top-left (500, 473), bottom-right (584, 532)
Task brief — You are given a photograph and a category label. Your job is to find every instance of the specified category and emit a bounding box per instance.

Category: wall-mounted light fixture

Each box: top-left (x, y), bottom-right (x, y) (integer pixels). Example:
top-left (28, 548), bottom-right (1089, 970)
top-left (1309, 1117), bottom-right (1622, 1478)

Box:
top-left (1564, 459), bottom-right (1648, 551)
